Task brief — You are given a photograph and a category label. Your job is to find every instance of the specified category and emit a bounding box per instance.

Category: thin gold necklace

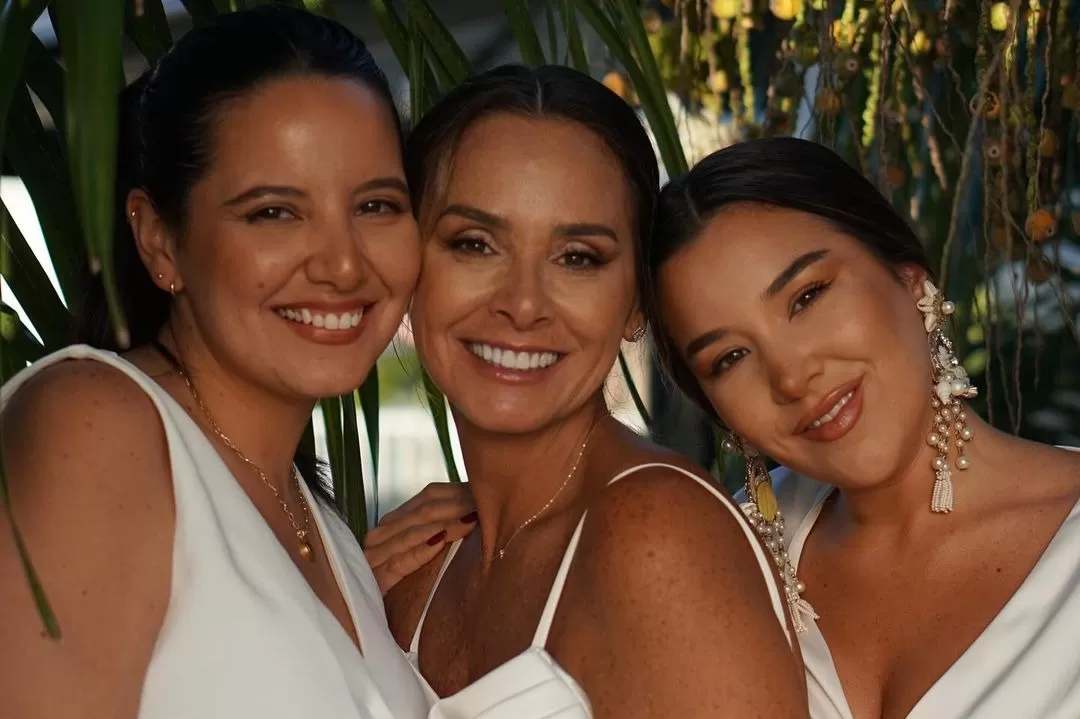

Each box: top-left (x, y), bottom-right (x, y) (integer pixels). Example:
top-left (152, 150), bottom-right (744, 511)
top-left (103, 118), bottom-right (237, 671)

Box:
top-left (173, 359), bottom-right (315, 562)
top-left (496, 423), bottom-right (597, 560)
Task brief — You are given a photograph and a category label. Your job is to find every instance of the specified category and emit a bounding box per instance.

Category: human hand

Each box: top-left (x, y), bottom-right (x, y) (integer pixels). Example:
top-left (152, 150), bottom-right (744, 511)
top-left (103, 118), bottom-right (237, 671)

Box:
top-left (364, 482), bottom-right (477, 595)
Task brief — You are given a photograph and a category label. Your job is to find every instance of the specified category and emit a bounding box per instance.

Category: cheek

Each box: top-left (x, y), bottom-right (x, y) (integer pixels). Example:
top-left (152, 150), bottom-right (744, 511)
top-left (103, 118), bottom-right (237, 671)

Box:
top-left (365, 221), bottom-right (421, 299)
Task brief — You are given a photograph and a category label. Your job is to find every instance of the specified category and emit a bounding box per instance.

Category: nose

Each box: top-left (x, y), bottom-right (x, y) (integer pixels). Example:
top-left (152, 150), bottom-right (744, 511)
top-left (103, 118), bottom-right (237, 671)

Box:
top-left (489, 254), bottom-right (552, 330)
top-left (761, 342), bottom-right (823, 404)
top-left (305, 217), bottom-right (369, 291)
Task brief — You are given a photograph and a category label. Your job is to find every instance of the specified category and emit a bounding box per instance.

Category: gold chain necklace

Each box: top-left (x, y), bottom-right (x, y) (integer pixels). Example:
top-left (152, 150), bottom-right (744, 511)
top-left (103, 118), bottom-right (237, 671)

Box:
top-left (174, 362), bottom-right (315, 562)
top-left (496, 424), bottom-right (597, 560)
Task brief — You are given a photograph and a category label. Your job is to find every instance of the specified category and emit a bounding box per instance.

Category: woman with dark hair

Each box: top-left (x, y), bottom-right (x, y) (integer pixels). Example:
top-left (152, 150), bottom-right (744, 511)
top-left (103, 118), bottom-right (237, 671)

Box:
top-left (646, 136), bottom-right (1080, 718)
top-left (0, 6), bottom-right (434, 717)
top-left (385, 65), bottom-right (807, 718)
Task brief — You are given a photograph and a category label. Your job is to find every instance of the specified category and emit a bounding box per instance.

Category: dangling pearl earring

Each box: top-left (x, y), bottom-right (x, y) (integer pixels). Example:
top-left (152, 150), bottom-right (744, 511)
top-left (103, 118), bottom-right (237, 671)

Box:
top-left (724, 434), bottom-right (818, 632)
top-left (916, 280), bottom-right (977, 513)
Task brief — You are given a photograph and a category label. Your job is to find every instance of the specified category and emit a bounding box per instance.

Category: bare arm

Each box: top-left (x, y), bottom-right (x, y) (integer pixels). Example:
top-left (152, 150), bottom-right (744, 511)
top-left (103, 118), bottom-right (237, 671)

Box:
top-left (0, 360), bottom-right (175, 719)
top-left (552, 465), bottom-right (808, 718)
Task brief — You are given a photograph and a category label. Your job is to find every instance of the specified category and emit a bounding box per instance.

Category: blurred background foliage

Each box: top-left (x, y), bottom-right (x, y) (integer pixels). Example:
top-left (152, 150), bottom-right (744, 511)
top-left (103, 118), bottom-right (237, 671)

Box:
top-left (1, 0), bottom-right (1078, 637)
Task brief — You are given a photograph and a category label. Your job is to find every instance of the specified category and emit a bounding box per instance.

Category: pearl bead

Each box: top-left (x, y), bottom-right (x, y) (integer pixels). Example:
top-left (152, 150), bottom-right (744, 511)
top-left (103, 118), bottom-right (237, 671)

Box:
top-left (961, 427), bottom-right (974, 441)
top-left (951, 380), bottom-right (968, 395)
top-left (933, 456), bottom-right (947, 471)
top-left (956, 456), bottom-right (971, 470)
top-left (931, 398), bottom-right (941, 408)
top-left (927, 432), bottom-right (941, 446)
top-left (767, 540), bottom-right (778, 551)
top-left (955, 439), bottom-right (965, 449)
top-left (795, 580), bottom-right (806, 593)
top-left (720, 438), bottom-right (738, 454)
top-left (941, 408), bottom-right (953, 421)
top-left (942, 301), bottom-right (955, 314)
top-left (958, 412), bottom-right (967, 421)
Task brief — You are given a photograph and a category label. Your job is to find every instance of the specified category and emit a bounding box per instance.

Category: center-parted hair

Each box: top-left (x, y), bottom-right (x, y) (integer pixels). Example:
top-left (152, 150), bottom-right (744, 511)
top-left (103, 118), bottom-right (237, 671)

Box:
top-left (404, 64), bottom-right (659, 265)
top-left (644, 137), bottom-right (931, 421)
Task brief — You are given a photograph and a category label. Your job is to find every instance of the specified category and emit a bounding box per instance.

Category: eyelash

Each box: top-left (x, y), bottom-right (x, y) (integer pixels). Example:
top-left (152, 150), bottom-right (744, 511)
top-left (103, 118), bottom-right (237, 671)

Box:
top-left (244, 199), bottom-right (403, 224)
top-left (708, 280), bottom-right (833, 377)
top-left (790, 280), bottom-right (831, 317)
top-left (448, 237), bottom-right (606, 270)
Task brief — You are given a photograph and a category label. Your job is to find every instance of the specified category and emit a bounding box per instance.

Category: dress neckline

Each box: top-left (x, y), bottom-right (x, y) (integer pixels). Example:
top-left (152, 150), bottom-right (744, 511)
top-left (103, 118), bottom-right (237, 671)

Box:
top-left (790, 461), bottom-right (1080, 719)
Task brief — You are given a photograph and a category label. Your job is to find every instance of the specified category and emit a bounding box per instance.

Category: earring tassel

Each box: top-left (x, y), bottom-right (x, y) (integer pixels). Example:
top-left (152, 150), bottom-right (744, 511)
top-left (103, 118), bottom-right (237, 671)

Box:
top-left (931, 472), bottom-right (953, 513)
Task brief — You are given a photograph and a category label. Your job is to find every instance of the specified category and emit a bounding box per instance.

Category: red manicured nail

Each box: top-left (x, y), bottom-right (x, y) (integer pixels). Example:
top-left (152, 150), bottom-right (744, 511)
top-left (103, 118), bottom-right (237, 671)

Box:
top-left (459, 511), bottom-right (479, 524)
top-left (427, 530), bottom-right (447, 546)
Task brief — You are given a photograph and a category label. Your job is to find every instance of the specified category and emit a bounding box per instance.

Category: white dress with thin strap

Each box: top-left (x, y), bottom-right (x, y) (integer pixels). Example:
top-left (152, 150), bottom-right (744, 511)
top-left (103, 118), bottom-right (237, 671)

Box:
top-left (406, 462), bottom-right (793, 719)
top-left (770, 448), bottom-right (1080, 719)
top-left (1, 345), bottom-right (430, 719)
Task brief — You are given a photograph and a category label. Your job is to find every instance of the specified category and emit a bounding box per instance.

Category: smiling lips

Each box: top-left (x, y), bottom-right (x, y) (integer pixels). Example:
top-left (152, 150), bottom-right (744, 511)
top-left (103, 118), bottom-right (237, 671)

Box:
top-left (798, 379), bottom-right (864, 442)
top-left (468, 342), bottom-right (561, 372)
top-left (276, 306), bottom-right (364, 330)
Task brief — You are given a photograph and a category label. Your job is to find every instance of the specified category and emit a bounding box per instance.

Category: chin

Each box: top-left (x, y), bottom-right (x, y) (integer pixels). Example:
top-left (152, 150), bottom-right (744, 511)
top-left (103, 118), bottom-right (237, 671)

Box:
top-left (453, 400), bottom-right (558, 436)
top-left (279, 354), bottom-right (378, 400)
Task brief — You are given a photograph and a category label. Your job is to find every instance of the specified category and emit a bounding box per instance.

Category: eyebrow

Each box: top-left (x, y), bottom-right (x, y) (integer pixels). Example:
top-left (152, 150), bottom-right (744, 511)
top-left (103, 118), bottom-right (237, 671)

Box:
top-left (764, 249), bottom-right (830, 298)
top-left (555, 222), bottom-right (619, 243)
top-left (684, 249), bottom-right (831, 360)
top-left (438, 203), bottom-right (509, 230)
top-left (223, 177), bottom-right (408, 208)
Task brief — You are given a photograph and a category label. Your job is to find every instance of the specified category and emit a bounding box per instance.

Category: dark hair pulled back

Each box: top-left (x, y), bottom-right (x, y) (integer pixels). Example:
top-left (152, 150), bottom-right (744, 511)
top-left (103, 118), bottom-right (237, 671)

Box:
top-left (404, 64), bottom-right (659, 270)
top-left (644, 137), bottom-right (931, 422)
top-left (77, 4), bottom-right (401, 353)
top-left (75, 5), bottom-right (401, 491)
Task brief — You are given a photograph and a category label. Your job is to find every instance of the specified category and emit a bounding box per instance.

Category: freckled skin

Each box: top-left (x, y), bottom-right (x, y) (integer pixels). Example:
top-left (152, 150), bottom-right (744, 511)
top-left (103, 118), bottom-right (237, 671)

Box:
top-left (657, 204), bottom-right (1080, 718)
top-left (387, 117), bottom-right (807, 718)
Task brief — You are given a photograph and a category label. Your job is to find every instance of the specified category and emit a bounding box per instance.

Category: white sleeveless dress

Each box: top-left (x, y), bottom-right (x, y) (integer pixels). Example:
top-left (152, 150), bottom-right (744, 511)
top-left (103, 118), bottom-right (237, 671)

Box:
top-left (770, 448), bottom-right (1080, 719)
top-left (1, 345), bottom-right (431, 719)
top-left (406, 462), bottom-right (793, 719)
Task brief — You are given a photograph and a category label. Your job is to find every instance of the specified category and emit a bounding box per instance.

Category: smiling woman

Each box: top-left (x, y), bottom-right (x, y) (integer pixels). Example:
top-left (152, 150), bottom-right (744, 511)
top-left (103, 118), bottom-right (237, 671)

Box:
top-left (0, 6), bottom-right (430, 719)
top-left (383, 64), bottom-right (807, 719)
top-left (646, 137), bottom-right (1080, 718)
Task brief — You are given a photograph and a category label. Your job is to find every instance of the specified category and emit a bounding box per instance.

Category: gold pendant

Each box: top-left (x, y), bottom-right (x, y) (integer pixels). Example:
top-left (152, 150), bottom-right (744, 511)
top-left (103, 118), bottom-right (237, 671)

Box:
top-left (755, 480), bottom-right (779, 522)
top-left (298, 532), bottom-right (315, 561)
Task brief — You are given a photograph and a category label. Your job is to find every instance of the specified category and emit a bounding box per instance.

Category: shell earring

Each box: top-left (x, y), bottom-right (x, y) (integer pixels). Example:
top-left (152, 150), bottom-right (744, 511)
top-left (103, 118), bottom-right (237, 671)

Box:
top-left (723, 434), bottom-right (818, 633)
top-left (916, 280), bottom-right (977, 513)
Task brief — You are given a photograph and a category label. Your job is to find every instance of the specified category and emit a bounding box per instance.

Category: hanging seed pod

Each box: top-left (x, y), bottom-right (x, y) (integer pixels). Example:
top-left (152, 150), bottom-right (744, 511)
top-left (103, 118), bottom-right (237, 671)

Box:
top-left (984, 138), bottom-right (1008, 167)
top-left (1025, 209), bottom-right (1057, 242)
top-left (815, 88), bottom-right (842, 116)
top-left (643, 10), bottom-right (663, 35)
top-left (790, 22), bottom-right (820, 65)
top-left (712, 0), bottom-right (740, 19)
top-left (834, 49), bottom-right (861, 78)
top-left (989, 2), bottom-right (1011, 31)
top-left (770, 0), bottom-right (802, 21)
top-left (708, 70), bottom-right (730, 93)
top-left (911, 30), bottom-right (932, 55)
top-left (969, 91), bottom-right (1002, 120)
top-left (1038, 129), bottom-right (1060, 157)
top-left (602, 72), bottom-right (631, 101)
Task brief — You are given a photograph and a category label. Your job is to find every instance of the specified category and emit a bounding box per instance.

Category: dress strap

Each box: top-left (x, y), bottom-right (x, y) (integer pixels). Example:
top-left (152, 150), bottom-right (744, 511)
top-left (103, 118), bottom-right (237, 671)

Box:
top-left (408, 538), bottom-right (463, 654)
top-left (531, 462), bottom-right (792, 648)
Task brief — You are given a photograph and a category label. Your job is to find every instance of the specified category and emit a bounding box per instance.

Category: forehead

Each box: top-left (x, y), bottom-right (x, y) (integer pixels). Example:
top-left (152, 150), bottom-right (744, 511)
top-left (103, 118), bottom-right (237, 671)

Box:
top-left (442, 113), bottom-right (634, 227)
top-left (657, 205), bottom-right (868, 327)
top-left (207, 76), bottom-right (402, 184)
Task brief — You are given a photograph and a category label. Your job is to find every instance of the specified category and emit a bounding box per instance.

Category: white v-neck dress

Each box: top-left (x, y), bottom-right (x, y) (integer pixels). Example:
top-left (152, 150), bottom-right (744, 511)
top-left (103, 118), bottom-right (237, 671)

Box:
top-left (406, 462), bottom-right (793, 719)
top-left (2, 345), bottom-right (430, 719)
top-left (770, 450), bottom-right (1080, 719)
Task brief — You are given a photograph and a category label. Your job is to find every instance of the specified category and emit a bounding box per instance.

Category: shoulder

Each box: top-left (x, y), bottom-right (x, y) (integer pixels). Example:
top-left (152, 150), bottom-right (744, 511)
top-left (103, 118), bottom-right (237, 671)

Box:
top-left (577, 457), bottom-right (778, 607)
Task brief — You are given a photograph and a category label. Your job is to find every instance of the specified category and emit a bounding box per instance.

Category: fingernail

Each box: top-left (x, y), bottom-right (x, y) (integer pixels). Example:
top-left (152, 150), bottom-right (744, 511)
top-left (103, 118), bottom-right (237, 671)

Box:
top-left (459, 511), bottom-right (479, 524)
top-left (427, 530), bottom-right (447, 546)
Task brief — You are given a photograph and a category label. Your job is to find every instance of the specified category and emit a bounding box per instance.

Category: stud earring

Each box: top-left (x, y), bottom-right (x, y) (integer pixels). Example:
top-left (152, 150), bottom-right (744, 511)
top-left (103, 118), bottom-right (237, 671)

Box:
top-left (722, 434), bottom-right (817, 633)
top-left (169, 280), bottom-right (177, 296)
top-left (156, 273), bottom-right (164, 280)
top-left (629, 326), bottom-right (646, 343)
top-left (916, 280), bottom-right (977, 513)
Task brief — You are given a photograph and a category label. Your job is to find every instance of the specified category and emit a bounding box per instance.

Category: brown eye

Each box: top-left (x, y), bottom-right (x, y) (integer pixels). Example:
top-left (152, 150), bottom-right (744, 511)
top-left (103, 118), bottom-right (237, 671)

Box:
top-left (710, 348), bottom-right (748, 377)
top-left (450, 236), bottom-right (493, 255)
top-left (357, 199), bottom-right (403, 215)
top-left (790, 281), bottom-right (830, 316)
top-left (246, 206), bottom-right (296, 223)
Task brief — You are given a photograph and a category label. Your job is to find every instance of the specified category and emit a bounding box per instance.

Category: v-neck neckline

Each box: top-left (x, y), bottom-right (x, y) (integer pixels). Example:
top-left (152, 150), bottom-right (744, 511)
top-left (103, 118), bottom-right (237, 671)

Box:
top-left (790, 482), bottom-right (1080, 719)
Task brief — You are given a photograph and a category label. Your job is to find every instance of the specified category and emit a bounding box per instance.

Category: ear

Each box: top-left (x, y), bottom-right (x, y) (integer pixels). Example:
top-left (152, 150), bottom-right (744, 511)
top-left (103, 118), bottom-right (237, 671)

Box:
top-left (622, 302), bottom-right (646, 343)
top-left (898, 263), bottom-right (931, 302)
top-left (127, 189), bottom-right (183, 293)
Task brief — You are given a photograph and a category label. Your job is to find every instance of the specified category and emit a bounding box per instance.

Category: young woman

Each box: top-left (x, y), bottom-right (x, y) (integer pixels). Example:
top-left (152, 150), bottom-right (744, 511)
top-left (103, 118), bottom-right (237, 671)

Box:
top-left (0, 7), bottom-right (435, 717)
top-left (383, 65), bottom-right (807, 719)
top-left (646, 136), bottom-right (1080, 718)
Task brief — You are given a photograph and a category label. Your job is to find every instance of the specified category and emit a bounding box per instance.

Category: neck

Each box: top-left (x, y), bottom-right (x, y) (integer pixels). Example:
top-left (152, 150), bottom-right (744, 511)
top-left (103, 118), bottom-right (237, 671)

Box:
top-left (159, 322), bottom-right (315, 491)
top-left (834, 407), bottom-right (1004, 539)
top-left (456, 395), bottom-right (608, 562)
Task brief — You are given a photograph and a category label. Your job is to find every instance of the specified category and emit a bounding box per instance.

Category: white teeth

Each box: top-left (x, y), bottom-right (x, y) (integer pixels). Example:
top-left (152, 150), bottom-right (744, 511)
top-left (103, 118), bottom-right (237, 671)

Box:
top-left (468, 343), bottom-right (559, 371)
top-left (809, 391), bottom-right (854, 430)
top-left (276, 307), bottom-right (364, 332)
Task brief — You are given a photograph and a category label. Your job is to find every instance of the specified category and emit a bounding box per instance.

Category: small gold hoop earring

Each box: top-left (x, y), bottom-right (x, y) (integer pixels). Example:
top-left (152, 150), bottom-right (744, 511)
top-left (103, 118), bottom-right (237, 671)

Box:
top-left (169, 280), bottom-right (177, 296)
